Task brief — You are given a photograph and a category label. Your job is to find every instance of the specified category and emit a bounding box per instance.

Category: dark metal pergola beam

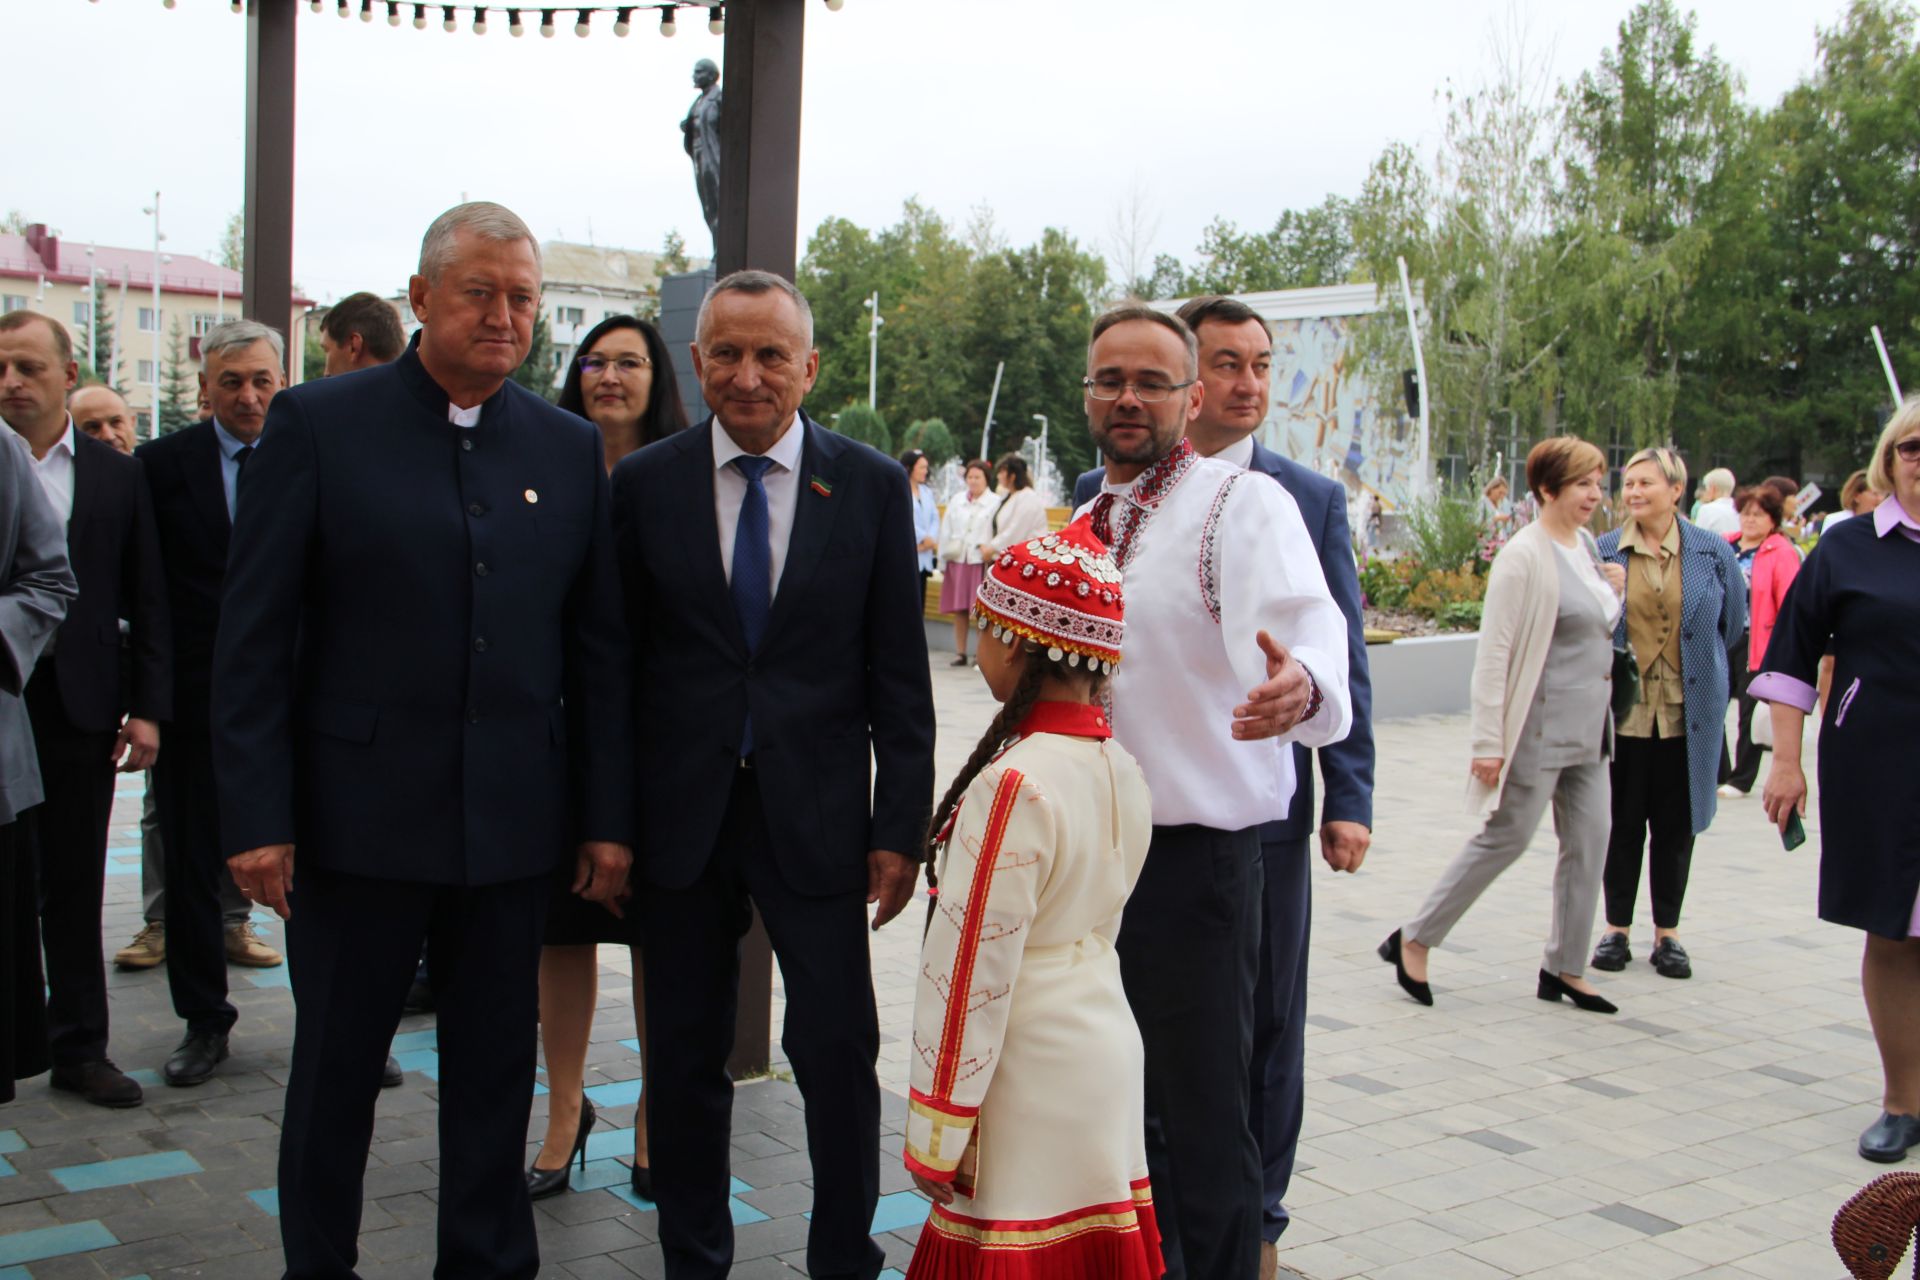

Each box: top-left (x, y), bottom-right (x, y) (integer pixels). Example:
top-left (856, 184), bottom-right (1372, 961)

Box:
top-left (242, 1), bottom-right (296, 370)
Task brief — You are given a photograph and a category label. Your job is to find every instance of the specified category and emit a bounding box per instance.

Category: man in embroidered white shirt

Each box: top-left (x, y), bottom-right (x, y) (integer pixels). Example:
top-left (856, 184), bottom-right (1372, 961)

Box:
top-left (1075, 305), bottom-right (1350, 1280)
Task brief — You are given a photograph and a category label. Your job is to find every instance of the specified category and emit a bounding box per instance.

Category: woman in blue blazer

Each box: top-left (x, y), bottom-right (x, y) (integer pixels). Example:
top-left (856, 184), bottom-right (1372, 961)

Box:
top-left (1591, 448), bottom-right (1746, 980)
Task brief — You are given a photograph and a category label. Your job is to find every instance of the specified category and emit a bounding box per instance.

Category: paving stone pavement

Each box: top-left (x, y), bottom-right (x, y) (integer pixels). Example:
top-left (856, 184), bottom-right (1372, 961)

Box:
top-left (0, 653), bottom-right (1892, 1277)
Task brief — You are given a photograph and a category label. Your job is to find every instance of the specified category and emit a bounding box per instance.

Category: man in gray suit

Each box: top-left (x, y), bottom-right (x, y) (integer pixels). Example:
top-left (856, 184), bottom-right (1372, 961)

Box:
top-left (0, 427), bottom-right (79, 1103)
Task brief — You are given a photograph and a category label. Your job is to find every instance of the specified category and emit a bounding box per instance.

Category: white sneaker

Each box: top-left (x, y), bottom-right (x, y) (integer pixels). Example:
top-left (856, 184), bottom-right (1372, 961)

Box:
top-left (1716, 784), bottom-right (1746, 799)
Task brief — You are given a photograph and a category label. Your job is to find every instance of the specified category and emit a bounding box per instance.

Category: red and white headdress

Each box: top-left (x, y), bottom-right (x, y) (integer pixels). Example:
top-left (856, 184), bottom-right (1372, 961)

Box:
top-left (973, 515), bottom-right (1125, 673)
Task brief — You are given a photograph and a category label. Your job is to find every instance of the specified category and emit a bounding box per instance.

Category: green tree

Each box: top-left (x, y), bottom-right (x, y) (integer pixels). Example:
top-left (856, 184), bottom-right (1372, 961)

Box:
top-left (833, 403), bottom-right (892, 454)
top-left (83, 279), bottom-right (122, 390)
top-left (659, 228), bottom-right (692, 274)
top-left (303, 330), bottom-right (327, 383)
top-left (902, 417), bottom-right (957, 464)
top-left (0, 211), bottom-right (28, 235)
top-left (511, 309), bottom-right (557, 400)
top-left (1182, 197), bottom-right (1358, 295)
top-left (219, 211), bottom-right (245, 272)
top-left (157, 318), bottom-right (197, 435)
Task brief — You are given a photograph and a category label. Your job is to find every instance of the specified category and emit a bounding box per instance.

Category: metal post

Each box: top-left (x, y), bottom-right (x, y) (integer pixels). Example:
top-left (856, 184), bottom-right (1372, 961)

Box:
top-left (243, 0), bottom-right (297, 375)
top-left (716, 0), bottom-right (808, 1079)
top-left (147, 194), bottom-right (162, 432)
top-left (867, 290), bottom-right (880, 410)
top-left (1872, 325), bottom-right (1904, 407)
top-left (979, 361), bottom-right (1004, 462)
top-left (86, 246), bottom-right (97, 373)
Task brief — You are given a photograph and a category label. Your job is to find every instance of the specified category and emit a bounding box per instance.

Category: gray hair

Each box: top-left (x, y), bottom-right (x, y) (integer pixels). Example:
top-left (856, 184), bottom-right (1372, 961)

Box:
top-left (1701, 467), bottom-right (1735, 498)
top-left (200, 319), bottom-right (285, 371)
top-left (1089, 303), bottom-right (1198, 379)
top-left (695, 269), bottom-right (815, 350)
top-left (417, 201), bottom-right (542, 282)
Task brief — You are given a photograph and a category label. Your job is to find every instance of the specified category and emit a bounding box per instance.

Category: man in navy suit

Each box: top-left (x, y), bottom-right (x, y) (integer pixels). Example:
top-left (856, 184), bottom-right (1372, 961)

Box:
top-left (1073, 295), bottom-right (1374, 1279)
top-left (1, 311), bottom-right (170, 1110)
top-left (614, 270), bottom-right (934, 1280)
top-left (213, 203), bottom-right (635, 1280)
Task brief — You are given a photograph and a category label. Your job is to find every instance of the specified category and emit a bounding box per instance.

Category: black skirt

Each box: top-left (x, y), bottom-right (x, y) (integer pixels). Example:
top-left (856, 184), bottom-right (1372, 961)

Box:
top-left (543, 854), bottom-right (643, 948)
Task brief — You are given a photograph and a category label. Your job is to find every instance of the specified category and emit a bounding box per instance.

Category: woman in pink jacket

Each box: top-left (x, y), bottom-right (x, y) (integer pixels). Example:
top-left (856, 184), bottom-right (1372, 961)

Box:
top-left (1719, 485), bottom-right (1799, 796)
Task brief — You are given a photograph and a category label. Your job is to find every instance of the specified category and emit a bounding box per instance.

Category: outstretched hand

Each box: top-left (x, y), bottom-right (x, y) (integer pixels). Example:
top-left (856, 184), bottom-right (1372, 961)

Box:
top-left (1232, 630), bottom-right (1309, 740)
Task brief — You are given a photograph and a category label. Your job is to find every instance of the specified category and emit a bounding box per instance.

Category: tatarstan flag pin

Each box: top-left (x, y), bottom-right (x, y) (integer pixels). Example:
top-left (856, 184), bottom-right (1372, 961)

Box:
top-left (810, 476), bottom-right (832, 497)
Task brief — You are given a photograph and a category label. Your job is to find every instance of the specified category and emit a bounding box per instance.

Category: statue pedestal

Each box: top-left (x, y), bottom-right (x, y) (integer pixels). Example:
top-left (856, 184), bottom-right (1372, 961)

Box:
top-left (659, 268), bottom-right (716, 429)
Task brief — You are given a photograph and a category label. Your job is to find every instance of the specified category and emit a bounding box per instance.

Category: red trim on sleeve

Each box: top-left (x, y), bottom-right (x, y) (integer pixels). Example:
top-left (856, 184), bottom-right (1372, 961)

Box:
top-left (929, 769), bottom-right (1024, 1103)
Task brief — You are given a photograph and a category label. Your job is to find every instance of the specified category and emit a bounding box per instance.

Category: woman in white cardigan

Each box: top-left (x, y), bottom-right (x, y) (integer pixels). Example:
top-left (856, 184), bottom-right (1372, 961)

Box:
top-left (981, 454), bottom-right (1051, 561)
top-left (1380, 438), bottom-right (1628, 1013)
top-left (938, 460), bottom-right (1002, 665)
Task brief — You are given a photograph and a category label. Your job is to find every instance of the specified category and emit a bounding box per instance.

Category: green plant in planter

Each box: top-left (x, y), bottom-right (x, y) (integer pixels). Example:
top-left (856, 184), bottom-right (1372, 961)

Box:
top-left (1437, 601), bottom-right (1484, 631)
top-left (1404, 487), bottom-right (1487, 577)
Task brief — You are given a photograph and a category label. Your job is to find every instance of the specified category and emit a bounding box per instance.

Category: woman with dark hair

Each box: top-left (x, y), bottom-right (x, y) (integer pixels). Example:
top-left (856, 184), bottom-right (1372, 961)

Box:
top-left (938, 460), bottom-right (1000, 666)
top-left (554, 315), bottom-right (690, 473)
top-left (530, 314), bottom-right (687, 1202)
top-left (1717, 485), bottom-right (1799, 799)
top-left (982, 453), bottom-right (1049, 561)
top-left (901, 449), bottom-right (940, 597)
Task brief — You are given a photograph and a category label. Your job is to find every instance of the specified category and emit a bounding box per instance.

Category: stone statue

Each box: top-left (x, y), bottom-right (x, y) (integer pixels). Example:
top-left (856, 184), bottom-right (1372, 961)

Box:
top-left (682, 58), bottom-right (722, 253)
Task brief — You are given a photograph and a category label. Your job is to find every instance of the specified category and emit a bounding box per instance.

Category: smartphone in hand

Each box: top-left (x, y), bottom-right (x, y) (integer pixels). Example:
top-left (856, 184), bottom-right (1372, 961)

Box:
top-left (1782, 809), bottom-right (1807, 851)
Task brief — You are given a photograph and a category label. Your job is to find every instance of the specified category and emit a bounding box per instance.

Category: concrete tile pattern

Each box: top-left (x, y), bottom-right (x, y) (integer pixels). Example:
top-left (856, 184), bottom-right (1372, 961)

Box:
top-left (0, 657), bottom-right (1894, 1276)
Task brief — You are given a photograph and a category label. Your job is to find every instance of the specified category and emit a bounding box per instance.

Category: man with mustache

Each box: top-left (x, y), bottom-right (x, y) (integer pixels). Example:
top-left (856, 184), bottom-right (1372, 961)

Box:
top-left (1072, 304), bottom-right (1351, 1280)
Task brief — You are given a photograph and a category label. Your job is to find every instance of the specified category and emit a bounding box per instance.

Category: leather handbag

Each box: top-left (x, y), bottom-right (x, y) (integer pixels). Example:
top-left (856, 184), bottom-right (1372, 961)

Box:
top-left (1579, 531), bottom-right (1640, 718)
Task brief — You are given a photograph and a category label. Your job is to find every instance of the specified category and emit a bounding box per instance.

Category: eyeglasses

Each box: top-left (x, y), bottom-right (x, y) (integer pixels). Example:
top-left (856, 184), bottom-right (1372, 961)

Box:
top-left (1083, 376), bottom-right (1194, 403)
top-left (1895, 439), bottom-right (1920, 462)
top-left (577, 355), bottom-right (651, 376)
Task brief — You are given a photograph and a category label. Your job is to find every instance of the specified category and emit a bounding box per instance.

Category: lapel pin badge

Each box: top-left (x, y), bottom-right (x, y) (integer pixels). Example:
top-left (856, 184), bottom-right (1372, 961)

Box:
top-left (810, 475), bottom-right (832, 498)
top-left (524, 488), bottom-right (539, 504)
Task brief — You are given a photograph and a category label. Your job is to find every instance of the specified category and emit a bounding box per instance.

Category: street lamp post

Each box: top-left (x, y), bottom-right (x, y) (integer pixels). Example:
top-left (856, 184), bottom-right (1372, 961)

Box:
top-left (85, 245), bottom-right (98, 374)
top-left (1031, 413), bottom-right (1049, 503)
top-left (139, 193), bottom-right (167, 438)
top-left (866, 290), bottom-right (882, 411)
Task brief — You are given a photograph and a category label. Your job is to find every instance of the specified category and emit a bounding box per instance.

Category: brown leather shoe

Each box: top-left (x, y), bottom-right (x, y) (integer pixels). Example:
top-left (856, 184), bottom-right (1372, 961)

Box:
top-left (224, 921), bottom-right (283, 968)
top-left (50, 1059), bottom-right (145, 1108)
top-left (114, 922), bottom-right (166, 969)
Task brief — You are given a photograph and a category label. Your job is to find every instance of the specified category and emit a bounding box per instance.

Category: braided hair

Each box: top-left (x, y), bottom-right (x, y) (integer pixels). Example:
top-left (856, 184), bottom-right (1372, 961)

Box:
top-left (923, 640), bottom-right (1106, 906)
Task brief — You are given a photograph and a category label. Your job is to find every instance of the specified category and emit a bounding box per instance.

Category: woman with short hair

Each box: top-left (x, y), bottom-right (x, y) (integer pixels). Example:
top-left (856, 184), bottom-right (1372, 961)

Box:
top-left (1381, 437), bottom-right (1626, 1012)
top-left (1758, 396), bottom-right (1920, 1162)
top-left (938, 461), bottom-right (1000, 666)
top-left (1590, 447), bottom-right (1746, 981)
top-left (900, 450), bottom-right (940, 598)
top-left (1717, 486), bottom-right (1799, 799)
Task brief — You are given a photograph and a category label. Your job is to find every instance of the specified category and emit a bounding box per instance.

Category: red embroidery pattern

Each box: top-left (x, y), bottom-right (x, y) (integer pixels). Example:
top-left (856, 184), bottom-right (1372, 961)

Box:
top-left (1104, 438), bottom-right (1197, 570)
top-left (930, 769), bottom-right (1024, 1102)
top-left (1198, 471), bottom-right (1241, 624)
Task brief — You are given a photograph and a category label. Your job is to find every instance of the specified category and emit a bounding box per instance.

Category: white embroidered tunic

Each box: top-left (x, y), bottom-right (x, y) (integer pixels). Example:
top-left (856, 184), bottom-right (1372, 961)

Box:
top-left (1079, 446), bottom-right (1352, 830)
top-left (906, 721), bottom-right (1162, 1274)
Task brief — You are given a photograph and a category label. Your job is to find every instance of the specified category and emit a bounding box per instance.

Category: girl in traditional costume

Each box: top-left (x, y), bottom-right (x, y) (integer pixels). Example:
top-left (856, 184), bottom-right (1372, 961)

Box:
top-left (904, 516), bottom-right (1162, 1279)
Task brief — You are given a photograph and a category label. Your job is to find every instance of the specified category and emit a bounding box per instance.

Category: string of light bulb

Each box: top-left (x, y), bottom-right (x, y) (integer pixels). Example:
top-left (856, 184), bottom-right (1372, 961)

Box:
top-left (139, 1), bottom-right (848, 35)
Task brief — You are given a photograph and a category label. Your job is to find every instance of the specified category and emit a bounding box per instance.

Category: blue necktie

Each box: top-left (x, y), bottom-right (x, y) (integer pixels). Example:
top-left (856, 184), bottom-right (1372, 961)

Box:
top-left (730, 455), bottom-right (775, 755)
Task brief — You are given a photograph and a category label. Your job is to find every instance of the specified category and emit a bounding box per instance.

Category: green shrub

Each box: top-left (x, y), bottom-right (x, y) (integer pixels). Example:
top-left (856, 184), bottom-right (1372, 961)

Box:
top-left (901, 417), bottom-right (957, 465)
top-left (1437, 601), bottom-right (1484, 631)
top-left (1404, 488), bottom-right (1486, 576)
top-left (834, 404), bottom-right (892, 454)
top-left (1358, 556), bottom-right (1417, 609)
top-left (1406, 565), bottom-right (1487, 619)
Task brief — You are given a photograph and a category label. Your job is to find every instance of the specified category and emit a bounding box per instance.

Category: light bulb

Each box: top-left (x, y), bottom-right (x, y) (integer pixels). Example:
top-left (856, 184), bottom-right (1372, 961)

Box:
top-left (473, 7), bottom-right (488, 31)
top-left (508, 7), bottom-right (523, 33)
top-left (707, 5), bottom-right (722, 34)
top-left (359, 0), bottom-right (373, 20)
top-left (574, 8), bottom-right (589, 35)
top-left (387, 1), bottom-right (400, 23)
top-left (442, 4), bottom-right (456, 29)
top-left (658, 5), bottom-right (676, 35)
top-left (310, 0), bottom-right (323, 11)
top-left (824, 0), bottom-right (842, 9)
top-left (337, 0), bottom-right (350, 15)
top-left (613, 6), bottom-right (632, 35)
top-left (413, 2), bottom-right (427, 25)
top-left (539, 8), bottom-right (556, 36)
top-left (231, 0), bottom-right (244, 12)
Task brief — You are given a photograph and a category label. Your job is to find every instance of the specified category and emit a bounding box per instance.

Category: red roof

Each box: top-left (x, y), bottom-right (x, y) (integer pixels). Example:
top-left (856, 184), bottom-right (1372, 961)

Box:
top-left (0, 225), bottom-right (314, 308)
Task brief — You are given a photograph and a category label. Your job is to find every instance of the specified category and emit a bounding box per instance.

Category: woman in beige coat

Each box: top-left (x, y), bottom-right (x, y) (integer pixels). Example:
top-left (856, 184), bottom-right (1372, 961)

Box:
top-left (1380, 438), bottom-right (1627, 1012)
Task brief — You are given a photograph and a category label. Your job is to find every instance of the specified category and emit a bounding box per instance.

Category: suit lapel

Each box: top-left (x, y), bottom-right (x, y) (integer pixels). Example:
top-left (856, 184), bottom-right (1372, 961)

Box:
top-left (184, 424), bottom-right (232, 552)
top-left (762, 416), bottom-right (844, 647)
top-left (66, 432), bottom-right (96, 546)
top-left (679, 422), bottom-right (747, 657)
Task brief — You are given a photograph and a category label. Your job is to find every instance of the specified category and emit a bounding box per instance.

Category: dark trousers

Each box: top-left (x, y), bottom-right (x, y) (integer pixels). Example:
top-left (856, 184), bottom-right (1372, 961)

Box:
top-left (1603, 733), bottom-right (1696, 930)
top-left (640, 769), bottom-right (882, 1280)
top-left (24, 662), bottom-right (117, 1067)
top-left (1118, 823), bottom-right (1264, 1280)
top-left (2, 818), bottom-right (50, 1102)
top-left (150, 728), bottom-right (235, 1037)
top-left (279, 867), bottom-right (549, 1280)
top-left (1249, 837), bottom-right (1311, 1246)
top-left (1721, 658), bottom-right (1767, 794)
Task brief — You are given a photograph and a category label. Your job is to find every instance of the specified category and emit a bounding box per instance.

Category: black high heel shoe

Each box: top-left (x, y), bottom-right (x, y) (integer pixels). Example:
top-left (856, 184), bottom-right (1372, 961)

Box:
top-left (628, 1160), bottom-right (654, 1201)
top-left (1377, 929), bottom-right (1433, 1007)
top-left (1536, 969), bottom-right (1617, 1015)
top-left (527, 1096), bottom-right (596, 1200)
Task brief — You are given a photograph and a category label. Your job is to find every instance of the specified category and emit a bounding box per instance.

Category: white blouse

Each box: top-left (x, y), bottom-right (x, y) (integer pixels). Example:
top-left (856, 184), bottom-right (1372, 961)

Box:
top-left (941, 490), bottom-right (1001, 566)
top-left (984, 487), bottom-right (1050, 556)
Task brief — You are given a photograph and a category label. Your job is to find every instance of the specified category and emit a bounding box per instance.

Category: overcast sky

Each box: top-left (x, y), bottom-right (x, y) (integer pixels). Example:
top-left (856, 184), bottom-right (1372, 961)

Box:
top-left (9, 0), bottom-right (1852, 305)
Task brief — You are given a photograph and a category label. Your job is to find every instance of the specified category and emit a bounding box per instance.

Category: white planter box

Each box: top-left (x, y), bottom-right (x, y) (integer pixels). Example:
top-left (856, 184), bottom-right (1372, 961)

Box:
top-left (1367, 632), bottom-right (1480, 721)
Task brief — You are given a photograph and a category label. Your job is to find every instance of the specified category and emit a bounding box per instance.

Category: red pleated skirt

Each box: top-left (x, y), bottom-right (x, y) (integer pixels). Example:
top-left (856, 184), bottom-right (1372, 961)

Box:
top-left (905, 1179), bottom-right (1164, 1279)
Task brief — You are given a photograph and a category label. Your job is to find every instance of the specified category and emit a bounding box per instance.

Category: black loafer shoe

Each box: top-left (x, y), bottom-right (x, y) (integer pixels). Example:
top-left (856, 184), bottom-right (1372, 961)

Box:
top-left (402, 977), bottom-right (435, 1016)
top-left (382, 1054), bottom-right (403, 1088)
top-left (1859, 1112), bottom-right (1920, 1163)
top-left (1377, 929), bottom-right (1433, 1007)
top-left (1590, 932), bottom-right (1631, 972)
top-left (1650, 937), bottom-right (1692, 979)
top-left (50, 1059), bottom-right (144, 1109)
top-left (163, 1031), bottom-right (230, 1087)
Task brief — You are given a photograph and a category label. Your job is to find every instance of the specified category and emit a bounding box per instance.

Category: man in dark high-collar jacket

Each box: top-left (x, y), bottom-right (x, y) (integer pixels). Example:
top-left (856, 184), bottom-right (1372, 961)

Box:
top-left (213, 202), bottom-right (635, 1280)
top-left (1073, 295), bottom-right (1374, 1280)
top-left (0, 310), bottom-right (170, 1110)
top-left (615, 271), bottom-right (934, 1280)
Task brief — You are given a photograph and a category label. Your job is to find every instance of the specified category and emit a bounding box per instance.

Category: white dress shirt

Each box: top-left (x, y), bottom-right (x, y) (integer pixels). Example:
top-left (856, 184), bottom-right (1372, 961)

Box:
top-left (449, 402), bottom-right (482, 427)
top-left (17, 418), bottom-right (78, 525)
top-left (1692, 497), bottom-right (1739, 537)
top-left (1079, 454), bottom-right (1352, 830)
top-left (713, 416), bottom-right (805, 594)
top-left (1215, 435), bottom-right (1257, 471)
